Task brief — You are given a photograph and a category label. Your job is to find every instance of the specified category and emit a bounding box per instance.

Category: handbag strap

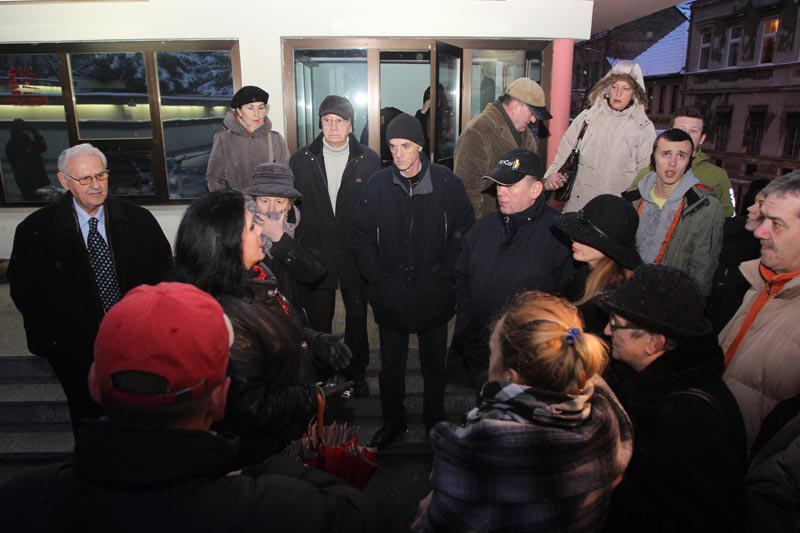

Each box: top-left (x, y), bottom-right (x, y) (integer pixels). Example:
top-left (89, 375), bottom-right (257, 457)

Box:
top-left (575, 120), bottom-right (589, 148)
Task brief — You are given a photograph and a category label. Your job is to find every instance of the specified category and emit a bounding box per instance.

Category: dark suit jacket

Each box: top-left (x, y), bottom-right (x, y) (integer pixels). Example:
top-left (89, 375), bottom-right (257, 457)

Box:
top-left (8, 192), bottom-right (173, 368)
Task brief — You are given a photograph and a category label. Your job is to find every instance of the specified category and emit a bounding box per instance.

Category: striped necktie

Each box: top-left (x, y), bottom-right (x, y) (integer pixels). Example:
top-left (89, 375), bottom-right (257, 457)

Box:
top-left (88, 217), bottom-right (121, 313)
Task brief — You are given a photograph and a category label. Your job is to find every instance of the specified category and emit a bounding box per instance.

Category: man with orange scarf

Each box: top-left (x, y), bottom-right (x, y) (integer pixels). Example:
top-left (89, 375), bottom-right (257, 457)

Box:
top-left (721, 171), bottom-right (800, 452)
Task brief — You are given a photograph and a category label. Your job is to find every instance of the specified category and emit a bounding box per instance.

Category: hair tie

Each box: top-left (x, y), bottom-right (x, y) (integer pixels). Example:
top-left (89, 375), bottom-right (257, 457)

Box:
top-left (566, 327), bottom-right (581, 345)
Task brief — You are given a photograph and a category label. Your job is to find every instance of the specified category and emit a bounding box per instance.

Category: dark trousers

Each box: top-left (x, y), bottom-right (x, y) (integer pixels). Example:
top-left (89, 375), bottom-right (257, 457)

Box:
top-left (47, 349), bottom-right (103, 436)
top-left (377, 324), bottom-right (448, 429)
top-left (303, 284), bottom-right (370, 381)
top-left (461, 335), bottom-right (490, 404)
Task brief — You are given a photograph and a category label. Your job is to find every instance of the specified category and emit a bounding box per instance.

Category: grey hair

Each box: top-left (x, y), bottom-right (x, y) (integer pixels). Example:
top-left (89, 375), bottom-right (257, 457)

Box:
top-left (57, 143), bottom-right (108, 174)
top-left (762, 171), bottom-right (800, 199)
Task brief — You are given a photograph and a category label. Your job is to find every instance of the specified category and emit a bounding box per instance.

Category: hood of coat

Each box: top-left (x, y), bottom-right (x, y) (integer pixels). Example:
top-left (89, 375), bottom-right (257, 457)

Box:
top-left (223, 110), bottom-right (274, 138)
top-left (587, 60), bottom-right (648, 109)
top-left (636, 168), bottom-right (700, 204)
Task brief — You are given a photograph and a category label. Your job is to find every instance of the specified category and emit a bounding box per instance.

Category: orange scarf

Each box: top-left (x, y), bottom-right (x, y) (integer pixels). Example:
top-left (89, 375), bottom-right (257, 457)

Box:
top-left (724, 264), bottom-right (800, 367)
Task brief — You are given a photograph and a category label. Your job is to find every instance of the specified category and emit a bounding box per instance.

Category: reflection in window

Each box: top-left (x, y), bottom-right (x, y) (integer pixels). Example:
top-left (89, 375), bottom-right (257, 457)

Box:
top-left (0, 53), bottom-right (69, 203)
top-left (470, 50), bottom-right (526, 119)
top-left (70, 53), bottom-right (152, 140)
top-left (699, 30), bottom-right (712, 70)
top-left (294, 49), bottom-right (368, 149)
top-left (760, 17), bottom-right (780, 64)
top-left (157, 51), bottom-right (233, 199)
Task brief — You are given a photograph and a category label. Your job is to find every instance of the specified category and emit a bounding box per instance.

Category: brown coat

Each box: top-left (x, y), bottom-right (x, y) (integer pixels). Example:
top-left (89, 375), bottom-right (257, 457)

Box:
top-left (454, 103), bottom-right (538, 218)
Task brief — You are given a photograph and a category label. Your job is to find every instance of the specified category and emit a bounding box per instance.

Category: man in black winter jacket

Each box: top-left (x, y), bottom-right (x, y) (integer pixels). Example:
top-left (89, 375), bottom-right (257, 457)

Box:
top-left (0, 282), bottom-right (383, 533)
top-left (290, 95), bottom-right (381, 395)
top-left (351, 113), bottom-right (474, 449)
top-left (453, 149), bottom-right (576, 394)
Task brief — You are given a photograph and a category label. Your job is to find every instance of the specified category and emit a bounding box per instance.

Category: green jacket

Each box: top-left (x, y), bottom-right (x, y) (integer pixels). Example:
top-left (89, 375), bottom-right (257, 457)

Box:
top-left (633, 149), bottom-right (735, 217)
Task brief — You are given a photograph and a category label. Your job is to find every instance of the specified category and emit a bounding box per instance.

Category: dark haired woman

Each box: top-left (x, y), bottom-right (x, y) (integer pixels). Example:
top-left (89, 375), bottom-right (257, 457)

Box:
top-left (413, 292), bottom-right (633, 532)
top-left (554, 193), bottom-right (642, 335)
top-left (174, 190), bottom-right (350, 466)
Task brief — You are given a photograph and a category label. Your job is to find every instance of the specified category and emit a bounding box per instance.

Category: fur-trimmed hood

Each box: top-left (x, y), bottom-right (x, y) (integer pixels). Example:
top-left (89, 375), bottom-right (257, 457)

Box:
top-left (588, 60), bottom-right (648, 110)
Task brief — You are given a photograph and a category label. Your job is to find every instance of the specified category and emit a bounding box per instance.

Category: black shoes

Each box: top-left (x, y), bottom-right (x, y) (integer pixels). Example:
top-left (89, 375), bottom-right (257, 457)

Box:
top-left (369, 423), bottom-right (407, 449)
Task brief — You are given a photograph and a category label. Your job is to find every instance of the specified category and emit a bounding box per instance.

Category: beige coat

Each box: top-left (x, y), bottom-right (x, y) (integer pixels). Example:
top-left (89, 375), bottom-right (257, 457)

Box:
top-left (720, 259), bottom-right (800, 450)
top-left (546, 62), bottom-right (656, 212)
top-left (454, 103), bottom-right (538, 218)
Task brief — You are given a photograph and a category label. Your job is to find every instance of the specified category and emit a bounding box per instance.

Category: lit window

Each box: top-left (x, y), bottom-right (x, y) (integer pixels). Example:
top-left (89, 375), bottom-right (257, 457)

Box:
top-left (760, 17), bottom-right (780, 64)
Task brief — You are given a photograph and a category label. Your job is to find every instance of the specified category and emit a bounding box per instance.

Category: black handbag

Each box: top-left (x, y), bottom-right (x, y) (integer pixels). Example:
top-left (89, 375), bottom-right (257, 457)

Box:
top-left (553, 120), bottom-right (589, 202)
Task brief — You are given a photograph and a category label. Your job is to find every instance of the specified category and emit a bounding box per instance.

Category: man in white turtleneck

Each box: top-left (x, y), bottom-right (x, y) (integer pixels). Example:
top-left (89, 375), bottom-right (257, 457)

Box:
top-left (290, 96), bottom-right (381, 397)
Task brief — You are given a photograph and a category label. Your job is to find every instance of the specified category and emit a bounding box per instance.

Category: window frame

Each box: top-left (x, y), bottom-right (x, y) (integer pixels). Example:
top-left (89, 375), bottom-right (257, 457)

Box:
top-left (726, 25), bottom-right (742, 68)
top-left (698, 28), bottom-right (712, 71)
top-left (759, 16), bottom-right (780, 65)
top-left (0, 40), bottom-right (241, 207)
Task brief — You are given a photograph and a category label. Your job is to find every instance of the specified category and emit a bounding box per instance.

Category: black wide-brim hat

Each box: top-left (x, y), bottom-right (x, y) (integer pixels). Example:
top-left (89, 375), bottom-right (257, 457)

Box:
top-left (597, 264), bottom-right (713, 339)
top-left (553, 194), bottom-right (642, 270)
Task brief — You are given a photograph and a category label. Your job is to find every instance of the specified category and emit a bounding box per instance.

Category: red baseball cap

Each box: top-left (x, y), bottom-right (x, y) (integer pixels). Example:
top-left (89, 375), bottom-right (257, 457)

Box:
top-left (93, 282), bottom-right (231, 407)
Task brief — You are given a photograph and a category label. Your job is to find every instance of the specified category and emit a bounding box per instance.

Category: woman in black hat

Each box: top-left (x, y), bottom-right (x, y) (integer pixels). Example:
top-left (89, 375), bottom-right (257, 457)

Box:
top-left (553, 194), bottom-right (642, 335)
top-left (207, 85), bottom-right (291, 192)
top-left (242, 163), bottom-right (326, 313)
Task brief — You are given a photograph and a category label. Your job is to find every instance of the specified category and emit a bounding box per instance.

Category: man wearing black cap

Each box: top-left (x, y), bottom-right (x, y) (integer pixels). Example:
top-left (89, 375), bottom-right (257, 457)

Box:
top-left (454, 77), bottom-right (552, 218)
top-left (351, 113), bottom-right (474, 449)
top-left (0, 282), bottom-right (383, 532)
top-left (453, 148), bottom-right (575, 394)
top-left (598, 264), bottom-right (746, 532)
top-left (289, 96), bottom-right (381, 396)
top-left (207, 85), bottom-right (291, 192)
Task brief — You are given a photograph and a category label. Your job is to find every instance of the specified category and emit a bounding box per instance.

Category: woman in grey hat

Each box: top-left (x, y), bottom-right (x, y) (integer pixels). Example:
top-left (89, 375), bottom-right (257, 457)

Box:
top-left (553, 194), bottom-right (642, 335)
top-left (242, 163), bottom-right (326, 311)
top-left (206, 85), bottom-right (291, 192)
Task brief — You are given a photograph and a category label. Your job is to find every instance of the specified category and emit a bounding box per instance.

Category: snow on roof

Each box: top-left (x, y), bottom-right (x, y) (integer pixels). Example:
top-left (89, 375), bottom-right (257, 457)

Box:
top-left (608, 20), bottom-right (689, 78)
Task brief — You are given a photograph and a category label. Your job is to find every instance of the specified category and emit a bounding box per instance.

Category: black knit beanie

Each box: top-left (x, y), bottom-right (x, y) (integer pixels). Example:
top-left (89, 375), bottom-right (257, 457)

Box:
top-left (386, 113), bottom-right (425, 147)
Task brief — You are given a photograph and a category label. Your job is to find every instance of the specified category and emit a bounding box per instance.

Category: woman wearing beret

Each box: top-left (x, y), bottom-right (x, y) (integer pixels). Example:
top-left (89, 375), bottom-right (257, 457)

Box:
top-left (554, 193), bottom-right (642, 336)
top-left (243, 163), bottom-right (326, 313)
top-left (207, 85), bottom-right (291, 192)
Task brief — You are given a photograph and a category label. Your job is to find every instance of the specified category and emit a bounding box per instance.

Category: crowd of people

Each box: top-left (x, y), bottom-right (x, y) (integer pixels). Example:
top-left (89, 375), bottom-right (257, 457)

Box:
top-left (2, 69), bottom-right (799, 532)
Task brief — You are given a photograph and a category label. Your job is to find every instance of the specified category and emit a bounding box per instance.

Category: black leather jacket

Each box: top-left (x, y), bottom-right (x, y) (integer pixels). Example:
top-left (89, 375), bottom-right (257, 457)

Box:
top-left (215, 265), bottom-right (318, 466)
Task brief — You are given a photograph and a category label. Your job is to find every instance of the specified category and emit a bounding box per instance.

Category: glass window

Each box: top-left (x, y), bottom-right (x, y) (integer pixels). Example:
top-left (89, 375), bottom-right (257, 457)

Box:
top-left (745, 108), bottom-right (767, 154)
top-left (69, 52), bottom-right (152, 140)
top-left (671, 85), bottom-right (680, 113)
top-left (0, 53), bottom-right (69, 203)
top-left (469, 50), bottom-right (526, 119)
top-left (716, 109), bottom-right (732, 151)
top-left (760, 17), bottom-right (780, 64)
top-left (699, 29), bottom-right (712, 70)
top-left (157, 50), bottom-right (233, 199)
top-left (784, 113), bottom-right (800, 158)
top-left (293, 49), bottom-right (368, 149)
top-left (727, 26), bottom-right (742, 67)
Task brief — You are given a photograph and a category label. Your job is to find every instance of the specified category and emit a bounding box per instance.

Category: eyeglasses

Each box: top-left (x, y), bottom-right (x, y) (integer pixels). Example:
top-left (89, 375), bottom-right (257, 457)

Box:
top-left (321, 117), bottom-right (349, 128)
top-left (608, 320), bottom-right (640, 332)
top-left (577, 210), bottom-right (611, 241)
top-left (64, 170), bottom-right (110, 186)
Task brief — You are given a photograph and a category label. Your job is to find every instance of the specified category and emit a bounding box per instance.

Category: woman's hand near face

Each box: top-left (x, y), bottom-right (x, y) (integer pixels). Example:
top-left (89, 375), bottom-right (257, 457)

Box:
top-left (260, 210), bottom-right (286, 242)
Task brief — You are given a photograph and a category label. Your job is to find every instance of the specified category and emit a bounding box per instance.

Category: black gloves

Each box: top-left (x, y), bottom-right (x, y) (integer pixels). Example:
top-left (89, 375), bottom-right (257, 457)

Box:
top-left (309, 331), bottom-right (353, 370)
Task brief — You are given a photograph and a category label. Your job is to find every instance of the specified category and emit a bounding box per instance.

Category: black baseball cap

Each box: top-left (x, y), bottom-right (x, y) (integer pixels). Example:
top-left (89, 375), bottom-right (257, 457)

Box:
top-left (482, 149), bottom-right (545, 190)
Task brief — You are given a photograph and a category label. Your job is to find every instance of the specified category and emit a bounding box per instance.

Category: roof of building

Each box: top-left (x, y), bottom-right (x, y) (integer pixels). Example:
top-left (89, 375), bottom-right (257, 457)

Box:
top-left (608, 19), bottom-right (689, 78)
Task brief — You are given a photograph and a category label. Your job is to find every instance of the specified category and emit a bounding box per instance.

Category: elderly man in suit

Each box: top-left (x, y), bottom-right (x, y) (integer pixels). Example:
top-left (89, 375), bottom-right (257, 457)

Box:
top-left (8, 143), bottom-right (173, 435)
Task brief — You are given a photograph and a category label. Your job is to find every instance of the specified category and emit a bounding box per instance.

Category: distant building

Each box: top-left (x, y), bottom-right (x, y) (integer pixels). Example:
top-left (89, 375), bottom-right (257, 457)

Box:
top-left (685, 0), bottom-right (800, 201)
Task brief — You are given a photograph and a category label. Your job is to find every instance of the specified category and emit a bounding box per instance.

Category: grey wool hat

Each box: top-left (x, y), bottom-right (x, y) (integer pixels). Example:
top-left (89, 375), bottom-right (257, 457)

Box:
top-left (386, 112), bottom-right (425, 148)
top-left (241, 163), bottom-right (302, 200)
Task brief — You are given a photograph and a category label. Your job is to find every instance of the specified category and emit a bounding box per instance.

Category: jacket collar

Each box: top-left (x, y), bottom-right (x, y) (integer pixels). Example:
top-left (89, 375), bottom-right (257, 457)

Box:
top-left (309, 132), bottom-right (363, 160)
top-left (741, 258), bottom-right (800, 300)
top-left (75, 418), bottom-right (239, 488)
top-left (637, 169), bottom-right (700, 205)
top-left (223, 110), bottom-right (273, 138)
top-left (392, 152), bottom-right (433, 195)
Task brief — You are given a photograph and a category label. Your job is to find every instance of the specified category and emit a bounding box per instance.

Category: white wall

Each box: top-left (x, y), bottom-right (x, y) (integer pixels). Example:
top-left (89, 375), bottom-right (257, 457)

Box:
top-left (0, 0), bottom-right (594, 256)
